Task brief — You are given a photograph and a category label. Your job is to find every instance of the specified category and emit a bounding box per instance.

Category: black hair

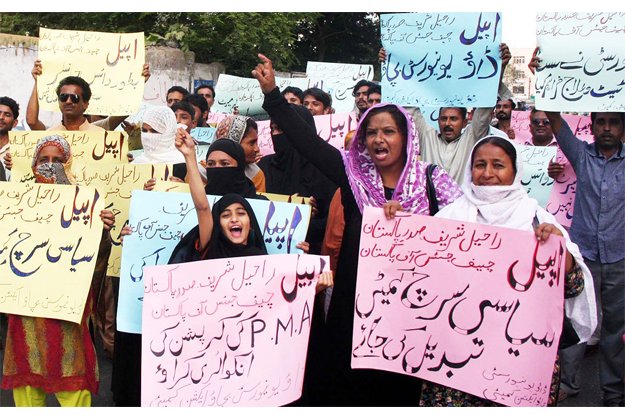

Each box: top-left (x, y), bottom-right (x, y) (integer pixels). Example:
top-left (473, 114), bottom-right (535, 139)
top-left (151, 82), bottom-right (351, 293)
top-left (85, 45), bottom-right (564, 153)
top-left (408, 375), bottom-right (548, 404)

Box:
top-left (281, 86), bottom-right (303, 101)
top-left (195, 84), bottom-right (215, 98)
top-left (170, 101), bottom-right (195, 120)
top-left (56, 76), bottom-right (92, 102)
top-left (439, 107), bottom-right (468, 119)
top-left (0, 96), bottom-right (19, 119)
top-left (302, 87), bottom-right (332, 110)
top-left (183, 93), bottom-right (209, 114)
top-left (590, 112), bottom-right (625, 125)
top-left (471, 136), bottom-right (518, 175)
top-left (358, 104), bottom-right (408, 144)
top-left (167, 85), bottom-right (190, 97)
top-left (367, 84), bottom-right (382, 96)
top-left (353, 79), bottom-right (374, 93)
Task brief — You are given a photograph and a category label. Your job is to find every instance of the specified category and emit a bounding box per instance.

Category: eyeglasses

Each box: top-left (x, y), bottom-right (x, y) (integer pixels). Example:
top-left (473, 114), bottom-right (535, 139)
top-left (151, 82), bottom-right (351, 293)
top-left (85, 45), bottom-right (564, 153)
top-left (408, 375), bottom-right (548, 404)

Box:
top-left (58, 93), bottom-right (81, 103)
top-left (531, 119), bottom-right (551, 126)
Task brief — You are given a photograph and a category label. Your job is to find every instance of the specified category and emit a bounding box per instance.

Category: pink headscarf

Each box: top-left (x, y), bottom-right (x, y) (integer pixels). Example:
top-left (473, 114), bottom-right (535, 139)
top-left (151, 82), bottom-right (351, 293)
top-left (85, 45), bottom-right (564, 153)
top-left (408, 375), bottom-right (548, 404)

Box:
top-left (342, 103), bottom-right (462, 214)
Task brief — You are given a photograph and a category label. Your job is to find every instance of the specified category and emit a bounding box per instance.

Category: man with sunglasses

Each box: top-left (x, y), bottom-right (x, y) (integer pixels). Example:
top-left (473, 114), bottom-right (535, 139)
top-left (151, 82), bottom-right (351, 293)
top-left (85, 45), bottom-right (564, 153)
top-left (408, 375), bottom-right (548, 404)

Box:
top-left (526, 108), bottom-right (557, 147)
top-left (48, 76), bottom-right (101, 131)
top-left (24, 59), bottom-right (150, 132)
top-left (525, 108), bottom-right (564, 179)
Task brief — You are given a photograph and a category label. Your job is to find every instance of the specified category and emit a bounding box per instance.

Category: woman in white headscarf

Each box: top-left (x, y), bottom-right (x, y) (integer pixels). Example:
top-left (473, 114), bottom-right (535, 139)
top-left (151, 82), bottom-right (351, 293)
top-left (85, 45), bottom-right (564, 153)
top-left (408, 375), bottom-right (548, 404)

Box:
top-left (132, 105), bottom-right (185, 165)
top-left (420, 135), bottom-right (598, 407)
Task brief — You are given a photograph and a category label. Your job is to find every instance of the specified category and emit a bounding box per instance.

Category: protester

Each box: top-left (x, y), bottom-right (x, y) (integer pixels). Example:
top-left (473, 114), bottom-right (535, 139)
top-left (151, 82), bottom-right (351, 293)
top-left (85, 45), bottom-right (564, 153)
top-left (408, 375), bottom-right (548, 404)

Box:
top-left (24, 59), bottom-right (150, 132)
top-left (132, 106), bottom-right (185, 166)
top-left (252, 53), bottom-right (462, 405)
top-left (302, 87), bottom-right (333, 116)
top-left (170, 101), bottom-right (196, 131)
top-left (0, 96), bottom-right (19, 176)
top-left (130, 105), bottom-right (189, 183)
top-left (215, 115), bottom-right (265, 192)
top-left (203, 138), bottom-right (265, 199)
top-left (195, 84), bottom-right (215, 112)
top-left (166, 85), bottom-right (189, 107)
top-left (258, 104), bottom-right (338, 254)
top-left (182, 93), bottom-right (209, 127)
top-left (282, 86), bottom-right (304, 105)
top-left (367, 84), bottom-right (382, 108)
top-left (527, 48), bottom-right (625, 406)
top-left (492, 97), bottom-right (516, 139)
top-left (1, 135), bottom-right (115, 407)
top-left (422, 136), bottom-right (597, 406)
top-left (112, 134), bottom-right (273, 406)
top-left (378, 44), bottom-right (512, 184)
top-left (3, 72), bottom-right (125, 361)
top-left (352, 79), bottom-right (374, 119)
top-left (545, 110), bottom-right (625, 407)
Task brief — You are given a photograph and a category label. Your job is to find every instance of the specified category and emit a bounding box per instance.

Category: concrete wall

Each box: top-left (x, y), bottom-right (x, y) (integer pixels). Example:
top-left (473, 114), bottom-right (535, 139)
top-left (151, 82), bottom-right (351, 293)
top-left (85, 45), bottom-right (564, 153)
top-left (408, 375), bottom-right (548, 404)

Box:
top-left (0, 33), bottom-right (59, 128)
top-left (0, 33), bottom-right (227, 127)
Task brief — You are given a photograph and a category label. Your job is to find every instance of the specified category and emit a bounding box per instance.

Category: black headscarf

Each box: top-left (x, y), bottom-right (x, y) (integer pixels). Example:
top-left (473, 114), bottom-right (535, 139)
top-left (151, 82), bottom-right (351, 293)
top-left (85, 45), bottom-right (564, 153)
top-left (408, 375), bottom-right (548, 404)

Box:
top-left (204, 139), bottom-right (260, 199)
top-left (258, 104), bottom-right (337, 218)
top-left (169, 193), bottom-right (267, 264)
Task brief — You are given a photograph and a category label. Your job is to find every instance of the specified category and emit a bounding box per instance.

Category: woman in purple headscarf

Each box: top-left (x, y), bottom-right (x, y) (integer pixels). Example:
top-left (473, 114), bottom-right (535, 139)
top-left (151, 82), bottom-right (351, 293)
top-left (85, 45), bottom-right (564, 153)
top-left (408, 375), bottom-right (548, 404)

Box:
top-left (252, 55), bottom-right (462, 406)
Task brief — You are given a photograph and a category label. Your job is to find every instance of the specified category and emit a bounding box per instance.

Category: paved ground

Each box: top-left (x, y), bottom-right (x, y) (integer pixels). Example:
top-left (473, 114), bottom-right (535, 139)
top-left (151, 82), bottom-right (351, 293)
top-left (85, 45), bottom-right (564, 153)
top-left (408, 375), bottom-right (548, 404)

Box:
top-left (0, 313), bottom-right (605, 407)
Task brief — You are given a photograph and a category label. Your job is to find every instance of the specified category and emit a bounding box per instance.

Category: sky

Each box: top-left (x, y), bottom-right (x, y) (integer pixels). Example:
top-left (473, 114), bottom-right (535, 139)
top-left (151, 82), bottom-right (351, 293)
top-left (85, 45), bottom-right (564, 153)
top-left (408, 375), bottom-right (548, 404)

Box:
top-left (2, 0), bottom-right (621, 49)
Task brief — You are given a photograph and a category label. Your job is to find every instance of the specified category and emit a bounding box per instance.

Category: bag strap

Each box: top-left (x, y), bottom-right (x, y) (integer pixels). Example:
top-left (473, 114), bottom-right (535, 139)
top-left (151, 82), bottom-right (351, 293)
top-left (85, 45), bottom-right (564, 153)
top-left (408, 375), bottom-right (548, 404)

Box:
top-left (426, 164), bottom-right (439, 216)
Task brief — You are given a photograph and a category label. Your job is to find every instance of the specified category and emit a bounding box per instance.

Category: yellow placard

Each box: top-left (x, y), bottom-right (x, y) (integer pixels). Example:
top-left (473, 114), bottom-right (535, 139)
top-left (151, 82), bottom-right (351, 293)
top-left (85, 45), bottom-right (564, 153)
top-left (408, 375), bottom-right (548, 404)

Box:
top-left (73, 163), bottom-right (173, 276)
top-left (9, 130), bottom-right (129, 182)
top-left (38, 28), bottom-right (145, 116)
top-left (152, 179), bottom-right (190, 193)
top-left (0, 182), bottom-right (104, 323)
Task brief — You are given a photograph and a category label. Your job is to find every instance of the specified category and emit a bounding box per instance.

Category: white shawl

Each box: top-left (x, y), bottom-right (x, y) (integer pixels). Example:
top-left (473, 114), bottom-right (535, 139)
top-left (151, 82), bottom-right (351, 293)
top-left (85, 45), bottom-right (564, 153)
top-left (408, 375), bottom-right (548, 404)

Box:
top-left (436, 136), bottom-right (597, 343)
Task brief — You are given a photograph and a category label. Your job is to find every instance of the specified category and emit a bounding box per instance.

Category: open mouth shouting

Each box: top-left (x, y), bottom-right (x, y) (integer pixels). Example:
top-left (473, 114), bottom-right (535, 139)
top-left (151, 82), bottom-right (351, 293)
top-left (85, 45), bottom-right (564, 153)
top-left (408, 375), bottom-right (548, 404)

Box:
top-left (372, 146), bottom-right (389, 161)
top-left (229, 224), bottom-right (243, 239)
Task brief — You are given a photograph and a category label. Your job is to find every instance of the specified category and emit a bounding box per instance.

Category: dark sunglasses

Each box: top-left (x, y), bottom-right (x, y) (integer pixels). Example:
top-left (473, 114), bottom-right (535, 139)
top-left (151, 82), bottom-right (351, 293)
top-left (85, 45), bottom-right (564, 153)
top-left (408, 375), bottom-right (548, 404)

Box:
top-left (531, 119), bottom-right (551, 126)
top-left (58, 93), bottom-right (81, 103)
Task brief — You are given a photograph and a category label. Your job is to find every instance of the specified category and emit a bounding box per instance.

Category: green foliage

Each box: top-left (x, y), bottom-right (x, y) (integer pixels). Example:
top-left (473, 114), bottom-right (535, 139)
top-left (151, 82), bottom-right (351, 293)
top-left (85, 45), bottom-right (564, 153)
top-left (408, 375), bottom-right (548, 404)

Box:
top-left (0, 12), bottom-right (381, 77)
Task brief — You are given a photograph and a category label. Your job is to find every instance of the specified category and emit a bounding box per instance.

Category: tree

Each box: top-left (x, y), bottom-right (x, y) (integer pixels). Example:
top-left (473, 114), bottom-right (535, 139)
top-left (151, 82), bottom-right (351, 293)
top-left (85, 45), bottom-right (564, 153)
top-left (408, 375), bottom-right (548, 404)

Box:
top-left (0, 12), bottom-right (381, 76)
top-left (293, 12), bottom-right (381, 73)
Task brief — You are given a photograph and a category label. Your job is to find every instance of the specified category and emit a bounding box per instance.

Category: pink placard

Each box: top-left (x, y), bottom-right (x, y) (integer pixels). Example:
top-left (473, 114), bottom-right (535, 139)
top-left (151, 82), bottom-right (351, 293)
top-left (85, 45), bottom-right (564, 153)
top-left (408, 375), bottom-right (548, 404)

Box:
top-left (545, 149), bottom-right (576, 228)
top-left (352, 207), bottom-right (565, 407)
top-left (510, 111), bottom-right (593, 145)
top-left (258, 112), bottom-right (357, 157)
top-left (510, 111), bottom-right (532, 143)
top-left (141, 254), bottom-right (328, 407)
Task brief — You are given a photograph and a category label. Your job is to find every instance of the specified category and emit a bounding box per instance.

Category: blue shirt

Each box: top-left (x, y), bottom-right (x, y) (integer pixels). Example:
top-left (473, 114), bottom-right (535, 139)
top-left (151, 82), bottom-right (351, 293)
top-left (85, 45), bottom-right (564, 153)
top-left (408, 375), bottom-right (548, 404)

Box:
top-left (556, 121), bottom-right (625, 263)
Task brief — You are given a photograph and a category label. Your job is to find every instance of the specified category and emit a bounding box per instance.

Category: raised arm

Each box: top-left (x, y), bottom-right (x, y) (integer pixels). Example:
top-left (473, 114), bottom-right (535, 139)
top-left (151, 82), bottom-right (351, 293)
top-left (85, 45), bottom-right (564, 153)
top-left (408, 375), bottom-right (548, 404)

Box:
top-left (545, 112), bottom-right (584, 167)
top-left (26, 59), bottom-right (46, 131)
top-left (471, 43), bottom-right (512, 141)
top-left (252, 54), bottom-right (348, 189)
top-left (175, 127), bottom-right (213, 251)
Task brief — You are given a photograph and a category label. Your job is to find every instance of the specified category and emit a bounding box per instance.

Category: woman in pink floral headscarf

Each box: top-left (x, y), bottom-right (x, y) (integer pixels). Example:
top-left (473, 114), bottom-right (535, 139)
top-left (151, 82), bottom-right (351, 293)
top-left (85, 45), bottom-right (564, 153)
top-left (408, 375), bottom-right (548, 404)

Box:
top-left (252, 54), bottom-right (462, 406)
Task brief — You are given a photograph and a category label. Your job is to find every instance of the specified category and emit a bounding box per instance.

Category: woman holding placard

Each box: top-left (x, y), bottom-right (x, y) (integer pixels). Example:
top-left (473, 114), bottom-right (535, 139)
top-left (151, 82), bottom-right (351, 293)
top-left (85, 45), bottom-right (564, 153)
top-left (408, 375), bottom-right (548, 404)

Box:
top-left (1, 135), bottom-right (115, 407)
top-left (424, 136), bottom-right (597, 406)
top-left (252, 54), bottom-right (462, 405)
